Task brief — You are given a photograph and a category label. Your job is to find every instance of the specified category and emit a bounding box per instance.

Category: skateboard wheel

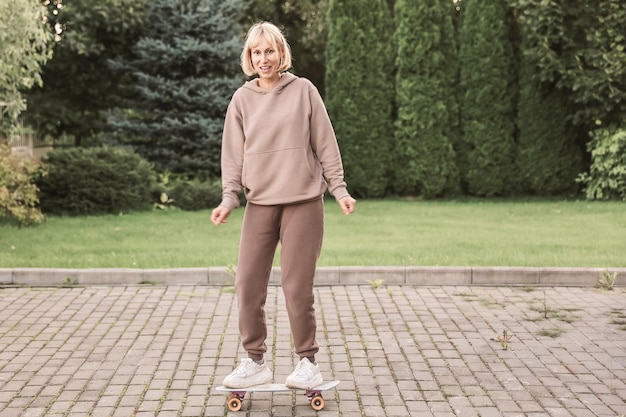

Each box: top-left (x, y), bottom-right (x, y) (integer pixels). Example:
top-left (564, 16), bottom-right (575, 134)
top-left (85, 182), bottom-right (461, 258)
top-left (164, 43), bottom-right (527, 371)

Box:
top-left (311, 395), bottom-right (325, 411)
top-left (227, 393), bottom-right (243, 412)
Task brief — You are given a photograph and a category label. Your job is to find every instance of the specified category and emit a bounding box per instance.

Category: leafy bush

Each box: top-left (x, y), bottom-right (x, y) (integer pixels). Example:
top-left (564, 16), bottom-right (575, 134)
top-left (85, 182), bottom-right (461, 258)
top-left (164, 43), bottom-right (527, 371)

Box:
top-left (38, 146), bottom-right (157, 215)
top-left (166, 178), bottom-right (222, 211)
top-left (577, 127), bottom-right (626, 201)
top-left (0, 142), bottom-right (46, 225)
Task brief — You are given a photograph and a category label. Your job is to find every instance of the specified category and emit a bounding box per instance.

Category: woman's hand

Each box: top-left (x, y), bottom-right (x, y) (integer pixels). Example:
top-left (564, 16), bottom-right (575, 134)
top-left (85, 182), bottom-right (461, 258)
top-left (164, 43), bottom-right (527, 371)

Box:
top-left (210, 206), bottom-right (231, 226)
top-left (338, 196), bottom-right (356, 215)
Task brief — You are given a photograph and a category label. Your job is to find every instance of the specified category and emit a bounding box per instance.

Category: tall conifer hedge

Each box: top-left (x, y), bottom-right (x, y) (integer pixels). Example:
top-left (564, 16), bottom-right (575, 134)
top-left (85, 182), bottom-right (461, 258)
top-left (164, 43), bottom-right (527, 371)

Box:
top-left (325, 0), bottom-right (394, 198)
top-left (393, 0), bottom-right (459, 197)
top-left (458, 0), bottom-right (517, 196)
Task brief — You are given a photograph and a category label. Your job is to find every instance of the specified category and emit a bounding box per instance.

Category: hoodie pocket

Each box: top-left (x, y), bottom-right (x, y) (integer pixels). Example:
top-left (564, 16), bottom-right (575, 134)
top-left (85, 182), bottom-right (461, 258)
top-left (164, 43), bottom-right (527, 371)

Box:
top-left (243, 147), bottom-right (319, 200)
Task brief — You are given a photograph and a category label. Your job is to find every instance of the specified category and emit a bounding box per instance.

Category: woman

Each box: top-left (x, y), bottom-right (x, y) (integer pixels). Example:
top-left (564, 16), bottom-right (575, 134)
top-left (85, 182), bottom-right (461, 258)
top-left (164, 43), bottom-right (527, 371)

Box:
top-left (211, 21), bottom-right (356, 389)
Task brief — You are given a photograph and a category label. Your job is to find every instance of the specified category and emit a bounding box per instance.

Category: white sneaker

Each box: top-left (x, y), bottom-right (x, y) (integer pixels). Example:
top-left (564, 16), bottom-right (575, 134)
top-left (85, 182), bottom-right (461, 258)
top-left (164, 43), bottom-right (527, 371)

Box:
top-left (285, 358), bottom-right (323, 389)
top-left (223, 358), bottom-right (272, 388)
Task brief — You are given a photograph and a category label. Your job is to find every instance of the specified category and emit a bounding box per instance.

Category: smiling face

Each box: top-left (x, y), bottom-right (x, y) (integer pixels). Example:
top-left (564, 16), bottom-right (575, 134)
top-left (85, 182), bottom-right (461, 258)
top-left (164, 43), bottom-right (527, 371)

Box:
top-left (250, 36), bottom-right (282, 89)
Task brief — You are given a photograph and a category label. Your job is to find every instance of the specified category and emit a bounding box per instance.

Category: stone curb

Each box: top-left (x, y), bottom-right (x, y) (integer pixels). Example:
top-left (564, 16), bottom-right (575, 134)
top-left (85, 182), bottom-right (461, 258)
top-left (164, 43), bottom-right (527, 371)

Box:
top-left (0, 266), bottom-right (624, 287)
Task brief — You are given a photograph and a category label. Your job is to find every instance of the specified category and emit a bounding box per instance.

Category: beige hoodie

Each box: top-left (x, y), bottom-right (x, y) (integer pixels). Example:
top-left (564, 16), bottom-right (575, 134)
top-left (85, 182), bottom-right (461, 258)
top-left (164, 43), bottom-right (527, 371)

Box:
top-left (219, 72), bottom-right (349, 210)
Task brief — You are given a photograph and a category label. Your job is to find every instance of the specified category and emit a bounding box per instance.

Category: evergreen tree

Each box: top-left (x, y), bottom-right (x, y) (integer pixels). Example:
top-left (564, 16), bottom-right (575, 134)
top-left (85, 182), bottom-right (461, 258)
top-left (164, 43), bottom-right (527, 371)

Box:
top-left (516, 27), bottom-right (581, 196)
top-left (108, 0), bottom-right (244, 179)
top-left (458, 0), bottom-right (517, 196)
top-left (325, 0), bottom-right (394, 198)
top-left (393, 0), bottom-right (459, 197)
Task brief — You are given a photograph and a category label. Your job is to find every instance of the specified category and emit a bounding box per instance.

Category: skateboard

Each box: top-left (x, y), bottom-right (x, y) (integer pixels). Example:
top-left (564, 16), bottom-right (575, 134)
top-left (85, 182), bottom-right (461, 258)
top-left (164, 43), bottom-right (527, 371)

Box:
top-left (215, 380), bottom-right (340, 411)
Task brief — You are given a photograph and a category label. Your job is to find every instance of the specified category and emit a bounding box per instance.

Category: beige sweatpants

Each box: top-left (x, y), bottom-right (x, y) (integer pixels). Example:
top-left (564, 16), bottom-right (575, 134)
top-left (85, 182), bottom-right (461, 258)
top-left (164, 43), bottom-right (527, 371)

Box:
top-left (235, 197), bottom-right (324, 361)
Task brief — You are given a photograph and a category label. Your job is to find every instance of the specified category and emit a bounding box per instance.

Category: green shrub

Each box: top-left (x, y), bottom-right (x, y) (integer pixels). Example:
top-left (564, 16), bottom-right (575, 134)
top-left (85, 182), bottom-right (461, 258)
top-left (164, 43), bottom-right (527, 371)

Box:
top-left (38, 146), bottom-right (157, 215)
top-left (0, 142), bottom-right (46, 225)
top-left (577, 127), bottom-right (626, 201)
top-left (166, 178), bottom-right (222, 211)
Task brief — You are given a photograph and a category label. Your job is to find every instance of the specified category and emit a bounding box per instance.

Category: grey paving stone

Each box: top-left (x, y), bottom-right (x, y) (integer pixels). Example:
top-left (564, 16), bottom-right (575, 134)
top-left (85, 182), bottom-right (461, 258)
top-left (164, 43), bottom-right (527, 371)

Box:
top-left (0, 285), bottom-right (624, 416)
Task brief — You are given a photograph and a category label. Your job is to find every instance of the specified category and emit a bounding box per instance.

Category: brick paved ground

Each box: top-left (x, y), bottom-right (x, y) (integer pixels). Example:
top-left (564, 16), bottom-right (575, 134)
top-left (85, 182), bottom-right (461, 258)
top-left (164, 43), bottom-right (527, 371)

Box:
top-left (0, 285), bottom-right (624, 417)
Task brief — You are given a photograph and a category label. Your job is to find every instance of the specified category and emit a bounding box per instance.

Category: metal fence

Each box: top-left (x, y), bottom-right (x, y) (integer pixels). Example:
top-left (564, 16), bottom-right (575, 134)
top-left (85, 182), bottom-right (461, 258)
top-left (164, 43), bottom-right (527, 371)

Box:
top-left (1, 102), bottom-right (54, 160)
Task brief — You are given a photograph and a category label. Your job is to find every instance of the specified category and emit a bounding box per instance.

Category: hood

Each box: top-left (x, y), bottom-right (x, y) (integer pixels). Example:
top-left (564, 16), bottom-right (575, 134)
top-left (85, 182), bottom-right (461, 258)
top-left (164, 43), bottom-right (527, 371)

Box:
top-left (242, 72), bottom-right (298, 94)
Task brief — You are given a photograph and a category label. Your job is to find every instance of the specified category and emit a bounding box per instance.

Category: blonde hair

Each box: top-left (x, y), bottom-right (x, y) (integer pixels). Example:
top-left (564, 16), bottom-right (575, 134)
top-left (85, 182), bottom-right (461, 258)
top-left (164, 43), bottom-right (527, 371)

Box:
top-left (241, 22), bottom-right (292, 77)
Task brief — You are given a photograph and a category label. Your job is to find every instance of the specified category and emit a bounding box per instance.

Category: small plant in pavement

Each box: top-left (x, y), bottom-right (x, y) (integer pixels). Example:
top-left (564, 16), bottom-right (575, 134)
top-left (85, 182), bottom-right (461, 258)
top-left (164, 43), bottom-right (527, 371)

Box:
top-left (596, 270), bottom-right (617, 290)
top-left (367, 278), bottom-right (384, 290)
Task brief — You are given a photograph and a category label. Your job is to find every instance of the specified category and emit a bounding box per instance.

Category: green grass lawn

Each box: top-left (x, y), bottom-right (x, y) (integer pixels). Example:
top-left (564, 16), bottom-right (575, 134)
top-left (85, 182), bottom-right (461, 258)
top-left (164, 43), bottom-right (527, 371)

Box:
top-left (1, 199), bottom-right (624, 268)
